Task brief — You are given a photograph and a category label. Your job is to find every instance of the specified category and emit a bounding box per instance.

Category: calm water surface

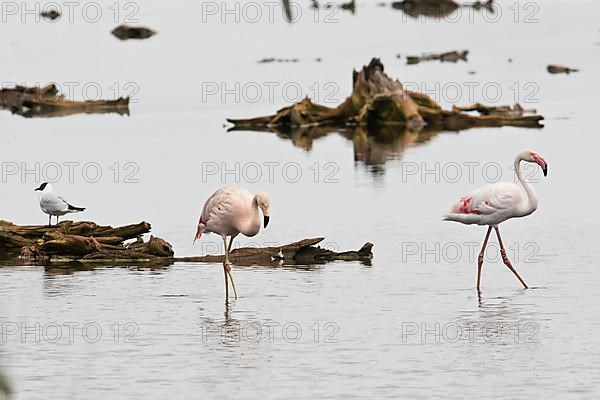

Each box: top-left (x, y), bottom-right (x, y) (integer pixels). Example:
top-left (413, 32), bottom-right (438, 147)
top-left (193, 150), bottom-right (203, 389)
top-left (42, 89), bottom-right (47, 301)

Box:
top-left (1, 0), bottom-right (600, 399)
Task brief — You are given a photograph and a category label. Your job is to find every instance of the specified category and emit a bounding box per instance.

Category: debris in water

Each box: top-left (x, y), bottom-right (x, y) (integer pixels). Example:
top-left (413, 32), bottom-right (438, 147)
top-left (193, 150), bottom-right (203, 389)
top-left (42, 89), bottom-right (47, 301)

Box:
top-left (340, 0), bottom-right (356, 13)
top-left (406, 50), bottom-right (469, 65)
top-left (392, 0), bottom-right (458, 18)
top-left (0, 220), bottom-right (173, 264)
top-left (258, 57), bottom-right (300, 63)
top-left (112, 25), bottom-right (156, 40)
top-left (0, 84), bottom-right (129, 118)
top-left (1, 221), bottom-right (373, 266)
top-left (177, 238), bottom-right (374, 266)
top-left (452, 103), bottom-right (537, 118)
top-left (227, 58), bottom-right (543, 134)
top-left (547, 64), bottom-right (579, 74)
top-left (41, 9), bottom-right (60, 20)
top-left (392, 0), bottom-right (493, 18)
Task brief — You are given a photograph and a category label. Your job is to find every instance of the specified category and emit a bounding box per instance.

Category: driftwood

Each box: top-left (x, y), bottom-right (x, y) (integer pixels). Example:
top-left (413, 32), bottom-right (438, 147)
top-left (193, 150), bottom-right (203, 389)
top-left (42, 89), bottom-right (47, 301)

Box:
top-left (0, 221), bottom-right (373, 267)
top-left (112, 25), bottom-right (156, 40)
top-left (340, 0), bottom-right (356, 13)
top-left (0, 84), bottom-right (129, 118)
top-left (452, 103), bottom-right (536, 117)
top-left (41, 10), bottom-right (60, 20)
top-left (406, 50), bottom-right (468, 65)
top-left (0, 220), bottom-right (172, 263)
top-left (258, 57), bottom-right (299, 64)
top-left (392, 0), bottom-right (494, 18)
top-left (176, 238), bottom-right (373, 266)
top-left (547, 64), bottom-right (579, 74)
top-left (228, 58), bottom-right (544, 133)
top-left (323, 0), bottom-right (355, 13)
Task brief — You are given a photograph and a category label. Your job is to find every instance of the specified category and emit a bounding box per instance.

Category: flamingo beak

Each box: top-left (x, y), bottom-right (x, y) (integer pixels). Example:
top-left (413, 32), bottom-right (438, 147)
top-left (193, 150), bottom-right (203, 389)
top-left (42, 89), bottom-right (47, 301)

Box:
top-left (532, 154), bottom-right (548, 177)
top-left (263, 216), bottom-right (270, 228)
top-left (193, 225), bottom-right (202, 244)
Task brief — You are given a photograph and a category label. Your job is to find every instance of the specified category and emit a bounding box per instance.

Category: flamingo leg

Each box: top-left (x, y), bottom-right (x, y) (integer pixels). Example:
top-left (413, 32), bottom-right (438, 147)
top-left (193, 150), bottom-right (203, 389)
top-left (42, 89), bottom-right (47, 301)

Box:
top-left (494, 227), bottom-right (529, 289)
top-left (222, 237), bottom-right (229, 299)
top-left (477, 226), bottom-right (493, 290)
top-left (226, 236), bottom-right (238, 300)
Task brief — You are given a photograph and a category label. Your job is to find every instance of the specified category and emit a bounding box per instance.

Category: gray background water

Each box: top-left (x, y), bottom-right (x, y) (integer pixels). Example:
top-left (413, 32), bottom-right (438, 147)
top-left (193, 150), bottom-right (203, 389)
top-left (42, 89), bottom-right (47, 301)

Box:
top-left (1, 0), bottom-right (599, 398)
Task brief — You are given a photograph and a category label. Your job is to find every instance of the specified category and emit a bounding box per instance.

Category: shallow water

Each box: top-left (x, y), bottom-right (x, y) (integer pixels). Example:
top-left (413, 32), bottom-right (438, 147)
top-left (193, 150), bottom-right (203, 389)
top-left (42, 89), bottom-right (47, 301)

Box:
top-left (1, 0), bottom-right (600, 399)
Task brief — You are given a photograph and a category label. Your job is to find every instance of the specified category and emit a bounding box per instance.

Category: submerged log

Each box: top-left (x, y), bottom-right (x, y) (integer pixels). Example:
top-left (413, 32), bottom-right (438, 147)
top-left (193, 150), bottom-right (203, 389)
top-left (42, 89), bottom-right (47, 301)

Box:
top-left (228, 58), bottom-right (544, 133)
top-left (41, 9), bottom-right (60, 20)
top-left (547, 64), bottom-right (579, 74)
top-left (1, 221), bottom-right (372, 267)
top-left (111, 25), bottom-right (156, 40)
top-left (0, 220), bottom-right (172, 262)
top-left (392, 0), bottom-right (458, 17)
top-left (0, 83), bottom-right (129, 118)
top-left (392, 0), bottom-right (494, 18)
top-left (452, 103), bottom-right (536, 117)
top-left (176, 238), bottom-right (373, 266)
top-left (258, 57), bottom-right (299, 63)
top-left (406, 50), bottom-right (468, 65)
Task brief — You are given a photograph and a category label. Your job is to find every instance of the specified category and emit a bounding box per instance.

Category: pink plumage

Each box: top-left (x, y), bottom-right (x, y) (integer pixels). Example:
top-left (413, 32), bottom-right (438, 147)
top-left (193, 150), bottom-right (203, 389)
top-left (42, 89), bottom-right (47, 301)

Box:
top-left (193, 186), bottom-right (271, 299)
top-left (444, 149), bottom-right (548, 291)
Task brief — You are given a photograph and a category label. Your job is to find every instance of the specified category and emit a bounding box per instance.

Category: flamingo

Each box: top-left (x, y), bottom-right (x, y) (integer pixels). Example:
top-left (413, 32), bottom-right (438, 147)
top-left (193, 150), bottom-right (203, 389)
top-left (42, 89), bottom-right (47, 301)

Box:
top-left (444, 149), bottom-right (548, 290)
top-left (194, 186), bottom-right (271, 299)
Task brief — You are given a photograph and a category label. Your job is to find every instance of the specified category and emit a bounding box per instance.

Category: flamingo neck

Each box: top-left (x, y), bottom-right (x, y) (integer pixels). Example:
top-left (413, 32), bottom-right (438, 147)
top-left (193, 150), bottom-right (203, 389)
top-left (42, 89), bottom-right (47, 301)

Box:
top-left (241, 195), bottom-right (261, 236)
top-left (515, 156), bottom-right (538, 216)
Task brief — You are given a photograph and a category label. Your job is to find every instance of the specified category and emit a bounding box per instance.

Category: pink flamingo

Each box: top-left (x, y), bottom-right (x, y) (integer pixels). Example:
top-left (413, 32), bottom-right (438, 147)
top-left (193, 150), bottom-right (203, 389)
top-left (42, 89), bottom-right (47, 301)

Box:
top-left (444, 149), bottom-right (548, 290)
top-left (194, 186), bottom-right (271, 299)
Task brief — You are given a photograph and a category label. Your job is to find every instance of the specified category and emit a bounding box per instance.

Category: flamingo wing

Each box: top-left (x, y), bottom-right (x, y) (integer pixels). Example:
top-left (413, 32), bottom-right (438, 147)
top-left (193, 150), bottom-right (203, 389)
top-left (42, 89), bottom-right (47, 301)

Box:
top-left (197, 186), bottom-right (253, 238)
top-left (446, 183), bottom-right (523, 225)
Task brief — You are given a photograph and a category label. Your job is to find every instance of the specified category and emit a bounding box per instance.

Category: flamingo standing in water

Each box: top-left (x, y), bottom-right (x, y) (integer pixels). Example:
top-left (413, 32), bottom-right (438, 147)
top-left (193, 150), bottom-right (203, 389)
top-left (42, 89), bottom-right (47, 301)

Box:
top-left (444, 149), bottom-right (548, 290)
top-left (194, 186), bottom-right (271, 299)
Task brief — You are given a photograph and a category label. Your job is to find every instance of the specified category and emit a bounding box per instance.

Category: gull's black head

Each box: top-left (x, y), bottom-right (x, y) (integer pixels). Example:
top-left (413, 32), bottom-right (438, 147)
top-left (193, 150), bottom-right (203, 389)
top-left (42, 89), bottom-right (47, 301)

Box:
top-left (34, 182), bottom-right (48, 191)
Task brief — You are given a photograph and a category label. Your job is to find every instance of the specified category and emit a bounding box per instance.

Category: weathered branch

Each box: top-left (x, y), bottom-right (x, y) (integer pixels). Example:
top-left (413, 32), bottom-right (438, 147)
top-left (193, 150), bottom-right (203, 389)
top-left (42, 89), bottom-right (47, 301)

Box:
top-left (176, 238), bottom-right (373, 266)
top-left (1, 221), bottom-right (373, 267)
top-left (547, 64), bottom-right (579, 74)
top-left (228, 58), bottom-right (543, 133)
top-left (0, 83), bottom-right (129, 118)
top-left (111, 25), bottom-right (156, 40)
top-left (0, 220), bottom-right (172, 261)
top-left (406, 50), bottom-right (468, 65)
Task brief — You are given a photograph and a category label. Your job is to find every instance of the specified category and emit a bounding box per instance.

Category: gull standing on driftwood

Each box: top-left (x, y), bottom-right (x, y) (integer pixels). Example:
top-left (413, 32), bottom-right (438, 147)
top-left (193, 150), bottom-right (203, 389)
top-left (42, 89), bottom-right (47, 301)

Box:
top-left (194, 186), bottom-right (271, 299)
top-left (35, 182), bottom-right (86, 226)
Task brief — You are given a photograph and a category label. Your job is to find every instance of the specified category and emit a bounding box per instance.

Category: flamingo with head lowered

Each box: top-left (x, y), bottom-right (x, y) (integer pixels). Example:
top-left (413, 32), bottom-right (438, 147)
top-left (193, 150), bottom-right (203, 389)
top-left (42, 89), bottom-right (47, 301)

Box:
top-left (444, 149), bottom-right (548, 290)
top-left (194, 186), bottom-right (271, 299)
